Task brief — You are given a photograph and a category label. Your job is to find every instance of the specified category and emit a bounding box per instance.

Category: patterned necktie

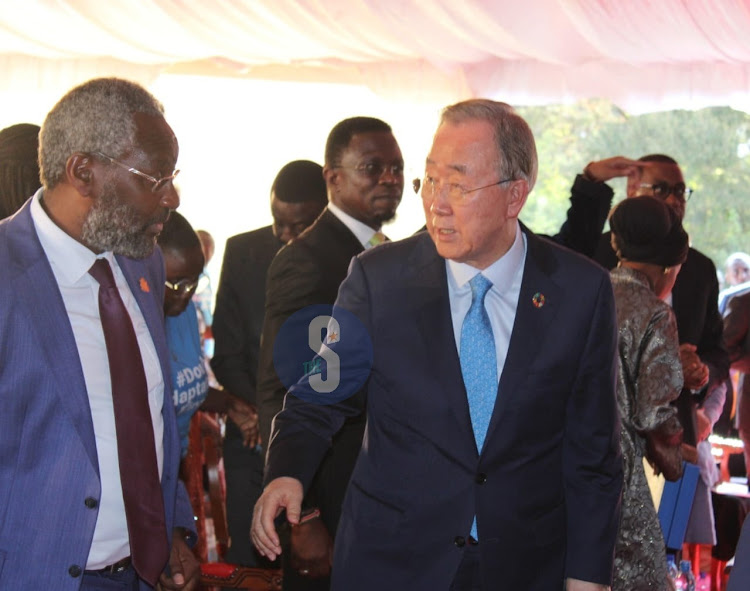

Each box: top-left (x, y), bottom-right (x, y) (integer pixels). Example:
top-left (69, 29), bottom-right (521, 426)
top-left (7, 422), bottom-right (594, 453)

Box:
top-left (89, 258), bottom-right (168, 586)
top-left (460, 274), bottom-right (498, 540)
top-left (367, 231), bottom-right (389, 249)
top-left (460, 273), bottom-right (498, 451)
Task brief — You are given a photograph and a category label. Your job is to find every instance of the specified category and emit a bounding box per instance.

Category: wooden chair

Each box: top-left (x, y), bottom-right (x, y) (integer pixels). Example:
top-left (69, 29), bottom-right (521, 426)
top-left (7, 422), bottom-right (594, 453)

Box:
top-left (199, 563), bottom-right (283, 590)
top-left (202, 412), bottom-right (229, 558)
top-left (184, 410), bottom-right (229, 561)
top-left (186, 410), bottom-right (283, 590)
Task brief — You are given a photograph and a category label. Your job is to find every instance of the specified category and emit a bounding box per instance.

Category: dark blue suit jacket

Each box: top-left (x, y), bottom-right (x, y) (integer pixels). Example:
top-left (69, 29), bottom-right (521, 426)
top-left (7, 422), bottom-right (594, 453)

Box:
top-left (0, 199), bottom-right (193, 590)
top-left (266, 228), bottom-right (623, 590)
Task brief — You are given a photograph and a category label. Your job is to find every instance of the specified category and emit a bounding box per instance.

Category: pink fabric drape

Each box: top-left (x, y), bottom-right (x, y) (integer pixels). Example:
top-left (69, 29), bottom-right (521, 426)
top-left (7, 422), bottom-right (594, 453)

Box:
top-left (1, 0), bottom-right (750, 110)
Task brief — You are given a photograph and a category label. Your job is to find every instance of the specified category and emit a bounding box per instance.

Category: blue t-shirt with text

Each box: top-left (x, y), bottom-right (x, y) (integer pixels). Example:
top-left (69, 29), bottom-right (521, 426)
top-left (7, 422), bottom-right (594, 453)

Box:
top-left (166, 300), bottom-right (209, 457)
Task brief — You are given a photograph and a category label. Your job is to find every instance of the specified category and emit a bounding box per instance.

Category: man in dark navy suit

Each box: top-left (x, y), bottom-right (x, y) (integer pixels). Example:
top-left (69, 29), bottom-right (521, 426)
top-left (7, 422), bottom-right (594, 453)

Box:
top-left (252, 100), bottom-right (622, 591)
top-left (255, 117), bottom-right (405, 589)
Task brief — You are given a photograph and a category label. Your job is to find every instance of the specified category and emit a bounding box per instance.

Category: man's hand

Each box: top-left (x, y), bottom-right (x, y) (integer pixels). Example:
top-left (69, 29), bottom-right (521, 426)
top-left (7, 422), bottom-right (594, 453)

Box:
top-left (157, 533), bottom-right (199, 590)
top-left (290, 517), bottom-right (333, 579)
top-left (226, 396), bottom-right (260, 448)
top-left (679, 343), bottom-right (709, 391)
top-left (251, 477), bottom-right (304, 560)
top-left (583, 156), bottom-right (646, 184)
top-left (566, 578), bottom-right (610, 591)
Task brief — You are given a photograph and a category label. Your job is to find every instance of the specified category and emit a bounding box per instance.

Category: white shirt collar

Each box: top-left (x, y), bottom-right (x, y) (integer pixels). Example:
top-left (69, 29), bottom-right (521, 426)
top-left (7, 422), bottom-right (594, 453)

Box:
top-left (447, 222), bottom-right (525, 294)
top-left (30, 188), bottom-right (112, 285)
top-left (327, 201), bottom-right (379, 249)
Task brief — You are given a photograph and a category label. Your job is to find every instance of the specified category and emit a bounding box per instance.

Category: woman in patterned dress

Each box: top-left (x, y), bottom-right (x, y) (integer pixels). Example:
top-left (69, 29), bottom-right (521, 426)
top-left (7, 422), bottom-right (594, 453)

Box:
top-left (608, 196), bottom-right (689, 590)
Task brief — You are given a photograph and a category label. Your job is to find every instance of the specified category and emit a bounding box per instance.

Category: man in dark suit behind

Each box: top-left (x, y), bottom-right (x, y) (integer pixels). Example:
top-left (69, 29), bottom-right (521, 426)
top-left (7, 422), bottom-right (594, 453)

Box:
top-left (211, 160), bottom-right (327, 567)
top-left (252, 100), bottom-right (622, 590)
top-left (256, 116), bottom-right (404, 589)
top-left (580, 155), bottom-right (727, 400)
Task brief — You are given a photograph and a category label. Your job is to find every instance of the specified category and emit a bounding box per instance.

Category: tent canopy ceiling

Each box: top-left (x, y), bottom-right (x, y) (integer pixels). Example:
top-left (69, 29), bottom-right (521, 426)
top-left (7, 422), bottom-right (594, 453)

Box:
top-left (2, 0), bottom-right (750, 111)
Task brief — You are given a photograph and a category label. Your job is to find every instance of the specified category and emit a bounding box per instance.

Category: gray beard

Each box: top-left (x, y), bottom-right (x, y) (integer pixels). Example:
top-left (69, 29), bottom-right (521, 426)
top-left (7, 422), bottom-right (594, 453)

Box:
top-left (81, 181), bottom-right (159, 259)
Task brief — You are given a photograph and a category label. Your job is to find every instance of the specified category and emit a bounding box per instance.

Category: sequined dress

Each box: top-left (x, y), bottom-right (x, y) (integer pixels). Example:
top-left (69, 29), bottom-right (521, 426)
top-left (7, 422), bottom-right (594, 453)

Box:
top-left (610, 267), bottom-right (684, 591)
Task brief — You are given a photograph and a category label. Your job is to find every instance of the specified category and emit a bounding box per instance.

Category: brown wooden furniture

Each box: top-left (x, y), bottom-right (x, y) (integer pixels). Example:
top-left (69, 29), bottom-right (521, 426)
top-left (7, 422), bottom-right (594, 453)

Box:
top-left (185, 411), bottom-right (283, 590)
top-left (183, 411), bottom-right (229, 561)
top-left (200, 563), bottom-right (283, 590)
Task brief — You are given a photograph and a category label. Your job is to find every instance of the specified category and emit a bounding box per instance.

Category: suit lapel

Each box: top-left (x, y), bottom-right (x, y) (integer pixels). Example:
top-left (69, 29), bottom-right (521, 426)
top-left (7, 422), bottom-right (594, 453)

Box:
top-left (8, 204), bottom-right (99, 471)
top-left (117, 252), bottom-right (185, 490)
top-left (409, 237), bottom-right (477, 453)
top-left (117, 256), bottom-right (173, 417)
top-left (117, 254), bottom-right (167, 369)
top-left (483, 230), bottom-right (563, 449)
top-left (318, 208), bottom-right (366, 256)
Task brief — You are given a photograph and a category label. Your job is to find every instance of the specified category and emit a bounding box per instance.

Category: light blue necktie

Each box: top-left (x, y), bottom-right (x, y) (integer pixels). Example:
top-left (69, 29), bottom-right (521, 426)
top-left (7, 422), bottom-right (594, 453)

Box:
top-left (460, 273), bottom-right (498, 540)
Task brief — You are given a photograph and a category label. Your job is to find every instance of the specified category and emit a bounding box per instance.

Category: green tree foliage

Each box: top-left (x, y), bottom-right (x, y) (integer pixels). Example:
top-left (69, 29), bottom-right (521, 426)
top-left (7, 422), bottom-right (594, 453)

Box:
top-left (517, 100), bottom-right (750, 280)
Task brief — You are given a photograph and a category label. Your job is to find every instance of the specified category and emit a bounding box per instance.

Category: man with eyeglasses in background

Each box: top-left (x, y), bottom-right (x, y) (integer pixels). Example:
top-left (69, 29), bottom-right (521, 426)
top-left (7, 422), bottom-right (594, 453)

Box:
top-left (0, 78), bottom-right (198, 590)
top-left (255, 116), bottom-right (404, 590)
top-left (576, 154), bottom-right (729, 555)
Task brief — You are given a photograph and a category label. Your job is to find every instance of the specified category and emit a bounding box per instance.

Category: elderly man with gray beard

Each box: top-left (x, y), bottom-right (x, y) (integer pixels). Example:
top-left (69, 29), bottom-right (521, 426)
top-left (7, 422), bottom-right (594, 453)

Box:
top-left (0, 77), bottom-right (198, 591)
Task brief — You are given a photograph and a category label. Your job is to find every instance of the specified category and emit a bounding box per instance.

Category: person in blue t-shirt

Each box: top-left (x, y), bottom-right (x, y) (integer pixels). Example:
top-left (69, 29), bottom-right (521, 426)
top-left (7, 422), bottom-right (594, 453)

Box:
top-left (159, 211), bottom-right (258, 458)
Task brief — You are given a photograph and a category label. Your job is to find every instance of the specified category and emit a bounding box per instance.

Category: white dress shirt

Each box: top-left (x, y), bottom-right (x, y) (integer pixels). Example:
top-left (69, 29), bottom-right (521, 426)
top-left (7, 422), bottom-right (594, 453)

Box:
top-left (30, 189), bottom-right (164, 569)
top-left (327, 201), bottom-right (381, 248)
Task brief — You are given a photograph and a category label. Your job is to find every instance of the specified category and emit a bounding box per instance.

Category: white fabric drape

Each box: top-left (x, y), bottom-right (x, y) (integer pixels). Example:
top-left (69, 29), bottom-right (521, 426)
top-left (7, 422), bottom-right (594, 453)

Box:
top-left (2, 0), bottom-right (750, 111)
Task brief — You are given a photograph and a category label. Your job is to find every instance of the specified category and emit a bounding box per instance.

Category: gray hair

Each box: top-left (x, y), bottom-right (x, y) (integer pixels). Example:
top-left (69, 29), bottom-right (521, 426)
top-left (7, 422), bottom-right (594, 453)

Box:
top-left (39, 78), bottom-right (164, 190)
top-left (440, 99), bottom-right (538, 191)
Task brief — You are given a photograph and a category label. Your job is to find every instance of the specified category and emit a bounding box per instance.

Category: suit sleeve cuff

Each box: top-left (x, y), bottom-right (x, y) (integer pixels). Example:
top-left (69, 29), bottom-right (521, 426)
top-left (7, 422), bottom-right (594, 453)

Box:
top-left (572, 174), bottom-right (615, 202)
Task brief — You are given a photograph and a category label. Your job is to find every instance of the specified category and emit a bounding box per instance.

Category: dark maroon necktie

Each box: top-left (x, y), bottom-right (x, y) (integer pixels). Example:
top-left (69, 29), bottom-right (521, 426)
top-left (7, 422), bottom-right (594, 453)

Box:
top-left (89, 258), bottom-right (168, 586)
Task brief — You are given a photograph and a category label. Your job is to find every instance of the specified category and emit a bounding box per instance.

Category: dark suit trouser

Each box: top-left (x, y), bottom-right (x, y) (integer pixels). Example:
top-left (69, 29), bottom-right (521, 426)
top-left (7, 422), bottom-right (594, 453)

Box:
top-left (450, 544), bottom-right (481, 591)
top-left (81, 566), bottom-right (138, 590)
top-left (223, 432), bottom-right (267, 567)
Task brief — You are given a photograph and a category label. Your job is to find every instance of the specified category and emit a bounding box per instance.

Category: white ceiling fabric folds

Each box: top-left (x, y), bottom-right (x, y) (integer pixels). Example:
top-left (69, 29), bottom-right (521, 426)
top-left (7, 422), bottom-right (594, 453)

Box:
top-left (2, 0), bottom-right (750, 110)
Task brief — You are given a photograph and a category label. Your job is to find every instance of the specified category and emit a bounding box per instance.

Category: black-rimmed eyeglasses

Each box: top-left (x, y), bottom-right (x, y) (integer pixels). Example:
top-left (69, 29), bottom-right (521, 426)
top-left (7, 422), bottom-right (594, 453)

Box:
top-left (335, 161), bottom-right (404, 178)
top-left (638, 182), bottom-right (693, 202)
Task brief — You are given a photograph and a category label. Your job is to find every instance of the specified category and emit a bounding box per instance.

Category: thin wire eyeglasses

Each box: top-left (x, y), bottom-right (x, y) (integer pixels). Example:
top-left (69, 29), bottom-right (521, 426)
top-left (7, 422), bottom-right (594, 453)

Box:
top-left (413, 176), bottom-right (515, 204)
top-left (638, 182), bottom-right (693, 202)
top-left (94, 152), bottom-right (180, 193)
top-left (164, 278), bottom-right (199, 295)
top-left (335, 161), bottom-right (404, 178)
